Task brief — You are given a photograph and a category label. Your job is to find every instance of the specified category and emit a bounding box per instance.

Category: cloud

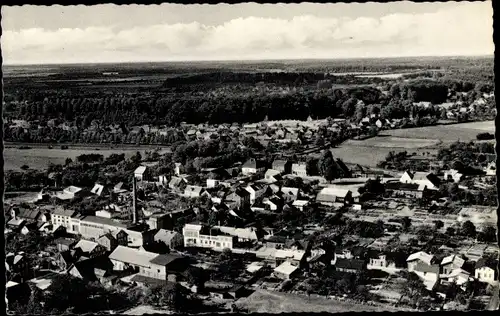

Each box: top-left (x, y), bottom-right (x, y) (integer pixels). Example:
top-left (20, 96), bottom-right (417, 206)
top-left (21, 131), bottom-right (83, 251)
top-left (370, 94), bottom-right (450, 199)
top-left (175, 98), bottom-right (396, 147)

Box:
top-left (1, 2), bottom-right (493, 64)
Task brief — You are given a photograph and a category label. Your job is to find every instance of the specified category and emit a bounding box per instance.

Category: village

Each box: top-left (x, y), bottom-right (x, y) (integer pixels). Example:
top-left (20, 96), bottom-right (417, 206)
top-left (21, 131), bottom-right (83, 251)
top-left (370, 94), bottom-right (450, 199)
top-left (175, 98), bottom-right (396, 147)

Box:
top-left (4, 112), bottom-right (499, 313)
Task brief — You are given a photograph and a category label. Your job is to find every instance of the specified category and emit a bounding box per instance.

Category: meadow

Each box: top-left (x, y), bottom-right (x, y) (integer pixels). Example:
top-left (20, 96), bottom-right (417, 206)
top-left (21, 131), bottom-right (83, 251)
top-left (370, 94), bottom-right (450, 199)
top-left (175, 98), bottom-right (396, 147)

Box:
top-left (3, 145), bottom-right (170, 171)
top-left (331, 120), bottom-right (494, 167)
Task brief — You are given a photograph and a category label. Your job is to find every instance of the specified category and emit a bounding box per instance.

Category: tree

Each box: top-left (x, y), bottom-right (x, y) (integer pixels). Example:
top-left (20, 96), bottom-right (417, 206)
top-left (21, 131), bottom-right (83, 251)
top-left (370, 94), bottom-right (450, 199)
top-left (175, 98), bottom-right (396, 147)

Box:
top-left (433, 220), bottom-right (444, 230)
top-left (401, 217), bottom-right (412, 232)
top-left (446, 226), bottom-right (456, 236)
top-left (144, 283), bottom-right (188, 312)
top-left (306, 157), bottom-right (319, 176)
top-left (461, 220), bottom-right (476, 238)
top-left (477, 225), bottom-right (496, 242)
top-left (402, 272), bottom-right (428, 306)
top-left (318, 150), bottom-right (339, 182)
top-left (131, 151), bottom-right (142, 164)
top-left (65, 158), bottom-right (73, 166)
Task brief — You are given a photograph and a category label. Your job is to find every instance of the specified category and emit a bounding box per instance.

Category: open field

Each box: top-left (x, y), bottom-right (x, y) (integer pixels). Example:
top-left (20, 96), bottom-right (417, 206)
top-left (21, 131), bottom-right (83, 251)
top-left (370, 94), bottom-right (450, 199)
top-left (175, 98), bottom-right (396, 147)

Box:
top-left (344, 136), bottom-right (440, 149)
top-left (382, 120), bottom-right (495, 143)
top-left (235, 289), bottom-right (407, 313)
top-left (331, 120), bottom-right (495, 167)
top-left (3, 146), bottom-right (169, 171)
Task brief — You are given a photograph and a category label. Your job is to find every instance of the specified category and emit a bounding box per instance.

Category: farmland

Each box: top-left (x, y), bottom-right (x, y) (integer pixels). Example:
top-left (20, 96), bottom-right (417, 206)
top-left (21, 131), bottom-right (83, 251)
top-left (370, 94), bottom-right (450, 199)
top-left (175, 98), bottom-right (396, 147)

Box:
top-left (235, 289), bottom-right (409, 313)
top-left (331, 120), bottom-right (495, 167)
top-left (3, 145), bottom-right (171, 171)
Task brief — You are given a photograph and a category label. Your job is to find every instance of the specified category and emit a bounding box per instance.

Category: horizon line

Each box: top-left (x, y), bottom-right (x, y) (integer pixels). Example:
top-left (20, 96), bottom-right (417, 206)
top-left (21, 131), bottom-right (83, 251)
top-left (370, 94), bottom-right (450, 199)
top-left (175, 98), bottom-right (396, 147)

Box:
top-left (3, 54), bottom-right (494, 67)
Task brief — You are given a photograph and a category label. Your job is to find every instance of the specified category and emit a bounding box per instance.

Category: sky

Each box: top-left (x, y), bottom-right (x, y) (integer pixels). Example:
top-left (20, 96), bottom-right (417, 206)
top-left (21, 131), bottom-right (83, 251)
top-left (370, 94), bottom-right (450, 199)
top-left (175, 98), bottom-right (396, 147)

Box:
top-left (1, 1), bottom-right (494, 65)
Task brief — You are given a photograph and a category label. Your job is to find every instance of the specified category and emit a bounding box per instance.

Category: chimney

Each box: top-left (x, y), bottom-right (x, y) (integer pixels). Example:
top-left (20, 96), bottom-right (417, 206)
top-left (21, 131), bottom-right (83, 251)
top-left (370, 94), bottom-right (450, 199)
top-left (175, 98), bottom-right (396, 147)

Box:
top-left (132, 177), bottom-right (138, 224)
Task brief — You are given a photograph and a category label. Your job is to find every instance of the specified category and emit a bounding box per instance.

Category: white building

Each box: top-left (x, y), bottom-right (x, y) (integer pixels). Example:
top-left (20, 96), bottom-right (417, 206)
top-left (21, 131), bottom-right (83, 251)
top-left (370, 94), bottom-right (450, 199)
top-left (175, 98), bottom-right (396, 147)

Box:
top-left (475, 258), bottom-right (499, 285)
top-left (291, 163), bottom-right (307, 177)
top-left (182, 224), bottom-right (235, 250)
top-left (51, 208), bottom-right (78, 233)
top-left (134, 166), bottom-right (147, 182)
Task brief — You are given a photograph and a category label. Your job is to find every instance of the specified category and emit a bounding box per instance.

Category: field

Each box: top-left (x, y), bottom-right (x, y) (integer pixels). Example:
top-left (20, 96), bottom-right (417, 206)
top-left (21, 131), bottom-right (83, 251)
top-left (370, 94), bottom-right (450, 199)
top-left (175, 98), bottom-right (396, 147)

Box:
top-left (3, 145), bottom-right (170, 171)
top-left (332, 120), bottom-right (495, 167)
top-left (235, 289), bottom-right (407, 313)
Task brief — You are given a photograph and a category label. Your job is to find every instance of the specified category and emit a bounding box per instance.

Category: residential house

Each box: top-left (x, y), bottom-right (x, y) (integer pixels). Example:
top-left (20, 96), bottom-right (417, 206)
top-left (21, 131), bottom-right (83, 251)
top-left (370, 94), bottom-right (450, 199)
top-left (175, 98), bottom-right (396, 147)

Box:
top-left (440, 255), bottom-right (466, 275)
top-left (291, 163), bottom-right (308, 177)
top-left (54, 237), bottom-right (77, 252)
top-left (5, 253), bottom-right (31, 282)
top-left (475, 258), bottom-right (499, 285)
top-left (292, 200), bottom-right (309, 212)
top-left (334, 258), bottom-right (366, 274)
top-left (50, 208), bottom-right (78, 233)
top-left (225, 188), bottom-right (251, 210)
top-left (407, 251), bottom-right (436, 272)
top-left (385, 182), bottom-right (426, 199)
top-left (272, 159), bottom-right (292, 174)
top-left (55, 251), bottom-right (76, 271)
top-left (245, 184), bottom-right (268, 205)
top-left (445, 268), bottom-right (471, 286)
top-left (90, 183), bottom-right (107, 196)
top-left (484, 162), bottom-right (496, 176)
top-left (73, 239), bottom-right (107, 258)
top-left (214, 226), bottom-right (262, 243)
top-left (273, 261), bottom-right (299, 280)
top-left (97, 233), bottom-right (120, 252)
top-left (109, 246), bottom-right (187, 280)
top-left (400, 171), bottom-right (441, 190)
top-left (183, 224), bottom-right (236, 250)
top-left (413, 261), bottom-right (440, 291)
top-left (279, 187), bottom-right (300, 202)
top-left (316, 187), bottom-right (352, 206)
top-left (184, 185), bottom-right (206, 199)
top-left (444, 169), bottom-right (463, 183)
top-left (367, 253), bottom-right (397, 270)
top-left (134, 166), bottom-right (148, 182)
top-left (168, 176), bottom-right (188, 193)
top-left (154, 229), bottom-right (184, 249)
top-left (241, 158), bottom-right (266, 175)
top-left (68, 256), bottom-right (114, 284)
top-left (264, 169), bottom-right (282, 183)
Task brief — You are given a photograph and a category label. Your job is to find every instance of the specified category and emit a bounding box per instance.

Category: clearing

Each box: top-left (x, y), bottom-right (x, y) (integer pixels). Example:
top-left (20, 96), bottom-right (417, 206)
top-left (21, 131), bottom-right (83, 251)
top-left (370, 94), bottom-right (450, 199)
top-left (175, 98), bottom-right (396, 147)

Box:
top-left (235, 289), bottom-right (406, 313)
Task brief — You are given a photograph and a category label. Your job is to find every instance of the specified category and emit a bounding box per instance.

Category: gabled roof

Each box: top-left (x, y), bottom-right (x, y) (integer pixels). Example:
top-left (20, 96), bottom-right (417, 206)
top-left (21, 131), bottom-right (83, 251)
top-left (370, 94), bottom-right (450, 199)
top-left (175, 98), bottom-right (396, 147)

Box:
top-left (475, 257), bottom-right (498, 270)
top-left (108, 246), bottom-right (158, 268)
top-left (52, 207), bottom-right (77, 217)
top-left (74, 239), bottom-right (100, 253)
top-left (274, 261), bottom-right (298, 275)
top-left (91, 183), bottom-right (105, 196)
top-left (184, 185), bottom-right (204, 195)
top-left (441, 255), bottom-right (465, 268)
top-left (317, 187), bottom-right (351, 200)
top-left (169, 176), bottom-right (187, 187)
top-left (281, 187), bottom-right (299, 197)
top-left (414, 262), bottom-right (440, 274)
top-left (154, 229), bottom-right (181, 243)
top-left (242, 158), bottom-right (266, 169)
top-left (17, 208), bottom-right (41, 220)
top-left (134, 166), bottom-right (147, 175)
top-left (272, 160), bottom-right (289, 169)
top-left (149, 253), bottom-right (183, 266)
top-left (335, 258), bottom-right (365, 271)
top-left (407, 251), bottom-right (434, 265)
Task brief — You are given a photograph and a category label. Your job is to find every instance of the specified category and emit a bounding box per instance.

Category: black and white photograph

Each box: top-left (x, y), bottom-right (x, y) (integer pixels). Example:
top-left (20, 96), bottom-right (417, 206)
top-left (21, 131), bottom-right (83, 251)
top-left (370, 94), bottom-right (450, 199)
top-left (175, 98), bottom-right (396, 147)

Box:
top-left (1, 1), bottom-right (498, 314)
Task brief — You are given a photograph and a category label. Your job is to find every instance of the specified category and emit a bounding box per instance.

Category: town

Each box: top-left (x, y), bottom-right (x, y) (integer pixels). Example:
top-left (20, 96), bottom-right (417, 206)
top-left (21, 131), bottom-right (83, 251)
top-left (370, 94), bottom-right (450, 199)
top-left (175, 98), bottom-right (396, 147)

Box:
top-left (5, 113), bottom-right (498, 314)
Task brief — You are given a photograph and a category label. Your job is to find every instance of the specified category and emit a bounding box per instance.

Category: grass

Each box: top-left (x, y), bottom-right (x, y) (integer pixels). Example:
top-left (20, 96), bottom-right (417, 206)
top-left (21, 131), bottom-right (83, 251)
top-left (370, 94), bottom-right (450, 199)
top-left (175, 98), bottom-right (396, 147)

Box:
top-left (235, 289), bottom-right (406, 313)
top-left (332, 120), bottom-right (494, 167)
top-left (3, 147), bottom-right (150, 171)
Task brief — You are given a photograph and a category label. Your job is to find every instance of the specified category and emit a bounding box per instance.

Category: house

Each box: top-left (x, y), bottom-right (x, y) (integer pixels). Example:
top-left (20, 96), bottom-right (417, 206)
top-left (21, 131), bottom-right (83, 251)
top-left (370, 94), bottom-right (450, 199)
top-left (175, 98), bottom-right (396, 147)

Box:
top-left (73, 239), bottom-right (107, 258)
top-left (97, 233), bottom-right (119, 251)
top-left (273, 261), bottom-right (299, 280)
top-left (445, 268), bottom-right (471, 286)
top-left (154, 229), bottom-right (184, 249)
top-left (183, 224), bottom-right (236, 250)
top-left (400, 171), bottom-right (440, 190)
top-left (484, 162), bottom-right (496, 176)
top-left (444, 169), bottom-right (463, 183)
top-left (184, 185), bottom-right (206, 198)
top-left (225, 188), bottom-right (251, 210)
top-left (292, 200), bottom-right (309, 212)
top-left (245, 184), bottom-right (268, 205)
top-left (5, 253), bottom-right (31, 282)
top-left (367, 253), bottom-right (397, 270)
top-left (111, 230), bottom-right (129, 247)
top-left (241, 158), bottom-right (266, 175)
top-left (168, 176), bottom-right (188, 193)
top-left (291, 163), bottom-right (307, 177)
top-left (475, 257), bottom-right (499, 285)
top-left (55, 251), bottom-right (77, 271)
top-left (214, 226), bottom-right (262, 243)
top-left (407, 251), bottom-right (435, 272)
top-left (264, 169), bottom-right (282, 183)
top-left (113, 182), bottom-right (127, 194)
top-left (413, 262), bottom-right (440, 291)
top-left (54, 237), bottom-right (77, 252)
top-left (334, 258), bottom-right (366, 274)
top-left (68, 256), bottom-right (114, 283)
top-left (385, 182), bottom-right (426, 199)
top-left (272, 159), bottom-right (292, 174)
top-left (440, 255), bottom-right (466, 275)
top-left (56, 186), bottom-right (87, 200)
top-left (279, 187), bottom-right (300, 202)
top-left (11, 207), bottom-right (42, 223)
top-left (109, 246), bottom-right (187, 280)
top-left (134, 166), bottom-right (148, 182)
top-left (90, 183), bottom-right (107, 196)
top-left (207, 179), bottom-right (220, 188)
top-left (50, 208), bottom-right (78, 233)
top-left (316, 187), bottom-right (352, 206)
